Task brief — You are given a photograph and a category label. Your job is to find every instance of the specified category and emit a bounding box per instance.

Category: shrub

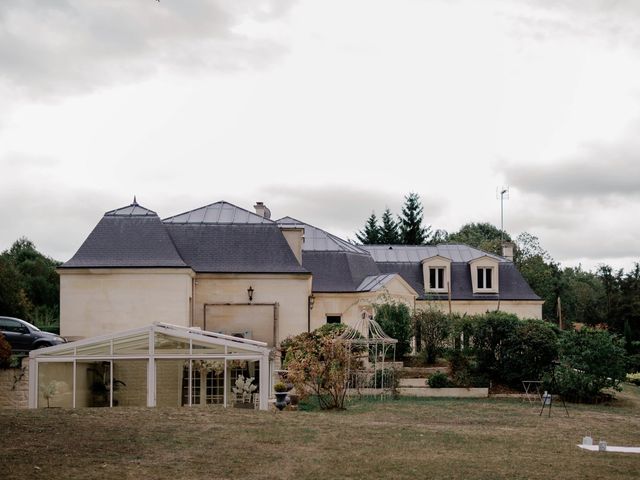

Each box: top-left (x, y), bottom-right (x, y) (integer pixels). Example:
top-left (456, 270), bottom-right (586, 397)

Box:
top-left (285, 326), bottom-right (360, 410)
top-left (414, 308), bottom-right (451, 364)
top-left (274, 382), bottom-right (287, 393)
top-left (0, 333), bottom-right (11, 368)
top-left (468, 311), bottom-right (520, 379)
top-left (428, 371), bottom-right (450, 388)
top-left (374, 302), bottom-right (413, 358)
top-left (499, 320), bottom-right (559, 386)
top-left (549, 329), bottom-right (627, 402)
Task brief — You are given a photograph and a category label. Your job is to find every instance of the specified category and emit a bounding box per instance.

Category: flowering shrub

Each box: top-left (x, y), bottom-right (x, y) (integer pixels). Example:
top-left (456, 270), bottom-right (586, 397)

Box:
top-left (284, 327), bottom-right (359, 410)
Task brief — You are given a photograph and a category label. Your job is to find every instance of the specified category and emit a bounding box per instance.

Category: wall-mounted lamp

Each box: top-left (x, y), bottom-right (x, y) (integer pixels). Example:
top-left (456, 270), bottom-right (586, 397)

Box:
top-left (247, 285), bottom-right (254, 302)
top-left (308, 294), bottom-right (315, 310)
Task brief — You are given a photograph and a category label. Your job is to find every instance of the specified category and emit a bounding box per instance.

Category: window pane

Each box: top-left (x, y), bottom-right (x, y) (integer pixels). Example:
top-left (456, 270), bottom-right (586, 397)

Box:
top-left (155, 359), bottom-right (185, 407)
top-left (429, 268), bottom-right (436, 289)
top-left (477, 268), bottom-right (484, 288)
top-left (486, 268), bottom-right (492, 289)
top-left (76, 361), bottom-right (111, 408)
top-left (113, 360), bottom-right (147, 407)
top-left (113, 333), bottom-right (149, 355)
top-left (326, 315), bottom-right (341, 324)
top-left (76, 343), bottom-right (111, 356)
top-left (38, 362), bottom-right (73, 408)
top-left (437, 268), bottom-right (444, 290)
top-left (155, 332), bottom-right (190, 355)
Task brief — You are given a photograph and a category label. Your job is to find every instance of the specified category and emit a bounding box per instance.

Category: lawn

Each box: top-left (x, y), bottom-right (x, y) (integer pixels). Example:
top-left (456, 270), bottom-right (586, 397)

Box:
top-left (2, 386), bottom-right (640, 480)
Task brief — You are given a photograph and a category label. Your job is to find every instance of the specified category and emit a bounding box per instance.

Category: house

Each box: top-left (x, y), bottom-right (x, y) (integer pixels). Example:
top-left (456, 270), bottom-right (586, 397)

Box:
top-left (31, 198), bottom-right (541, 410)
top-left (58, 199), bottom-right (542, 345)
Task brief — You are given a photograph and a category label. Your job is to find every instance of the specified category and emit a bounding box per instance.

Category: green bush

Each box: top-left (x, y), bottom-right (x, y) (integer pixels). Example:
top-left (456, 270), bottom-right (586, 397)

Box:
top-left (427, 371), bottom-right (450, 388)
top-left (548, 329), bottom-right (627, 402)
top-left (414, 308), bottom-right (451, 364)
top-left (374, 302), bottom-right (413, 358)
top-left (499, 320), bottom-right (559, 386)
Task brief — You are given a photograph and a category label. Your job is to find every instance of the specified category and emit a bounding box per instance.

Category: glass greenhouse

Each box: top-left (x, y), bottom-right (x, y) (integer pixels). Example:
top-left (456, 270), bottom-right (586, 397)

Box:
top-left (28, 323), bottom-right (272, 410)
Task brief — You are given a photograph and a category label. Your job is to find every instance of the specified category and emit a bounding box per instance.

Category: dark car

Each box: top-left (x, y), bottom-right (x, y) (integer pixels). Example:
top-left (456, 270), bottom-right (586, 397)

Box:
top-left (0, 316), bottom-right (66, 353)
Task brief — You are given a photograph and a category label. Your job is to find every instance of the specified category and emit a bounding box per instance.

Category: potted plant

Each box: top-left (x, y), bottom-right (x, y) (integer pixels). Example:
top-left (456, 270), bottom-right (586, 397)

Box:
top-left (274, 382), bottom-right (288, 410)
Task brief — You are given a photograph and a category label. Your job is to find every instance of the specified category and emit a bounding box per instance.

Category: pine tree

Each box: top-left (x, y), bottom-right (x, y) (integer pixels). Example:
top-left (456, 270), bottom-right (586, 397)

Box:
top-left (398, 192), bottom-right (431, 245)
top-left (379, 208), bottom-right (400, 244)
top-left (356, 212), bottom-right (381, 244)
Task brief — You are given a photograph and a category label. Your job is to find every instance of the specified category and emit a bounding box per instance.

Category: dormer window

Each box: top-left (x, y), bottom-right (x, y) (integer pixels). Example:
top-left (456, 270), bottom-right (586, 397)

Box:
top-left (421, 255), bottom-right (451, 293)
top-left (477, 267), bottom-right (493, 289)
top-left (469, 256), bottom-right (499, 294)
top-left (429, 267), bottom-right (445, 290)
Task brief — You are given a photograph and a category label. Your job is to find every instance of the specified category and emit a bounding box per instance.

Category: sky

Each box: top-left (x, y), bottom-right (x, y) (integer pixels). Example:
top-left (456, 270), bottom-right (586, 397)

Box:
top-left (1, 0), bottom-right (639, 272)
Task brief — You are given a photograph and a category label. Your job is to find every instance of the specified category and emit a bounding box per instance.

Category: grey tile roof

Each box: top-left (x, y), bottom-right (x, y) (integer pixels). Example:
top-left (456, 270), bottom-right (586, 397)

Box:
top-left (164, 224), bottom-right (307, 274)
top-left (163, 201), bottom-right (273, 224)
top-left (61, 206), bottom-right (187, 269)
top-left (376, 262), bottom-right (540, 301)
top-left (277, 217), bottom-right (368, 254)
top-left (302, 251), bottom-right (381, 292)
top-left (362, 244), bottom-right (505, 263)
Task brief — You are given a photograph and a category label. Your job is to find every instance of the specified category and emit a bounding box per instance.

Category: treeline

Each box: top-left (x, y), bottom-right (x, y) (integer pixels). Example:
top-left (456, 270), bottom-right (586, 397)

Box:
top-left (0, 238), bottom-right (60, 329)
top-left (355, 193), bottom-right (640, 349)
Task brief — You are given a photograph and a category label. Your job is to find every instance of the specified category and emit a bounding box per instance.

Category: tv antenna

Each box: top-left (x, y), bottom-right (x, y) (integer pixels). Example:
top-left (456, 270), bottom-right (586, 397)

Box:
top-left (496, 186), bottom-right (509, 243)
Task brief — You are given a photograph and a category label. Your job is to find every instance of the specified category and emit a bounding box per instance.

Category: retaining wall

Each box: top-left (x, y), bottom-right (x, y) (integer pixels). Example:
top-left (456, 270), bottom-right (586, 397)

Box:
top-left (0, 358), bottom-right (29, 409)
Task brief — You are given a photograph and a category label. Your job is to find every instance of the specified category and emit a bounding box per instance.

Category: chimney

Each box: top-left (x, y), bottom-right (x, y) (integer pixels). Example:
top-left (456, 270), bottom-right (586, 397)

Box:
top-left (501, 242), bottom-right (515, 262)
top-left (254, 202), bottom-right (271, 219)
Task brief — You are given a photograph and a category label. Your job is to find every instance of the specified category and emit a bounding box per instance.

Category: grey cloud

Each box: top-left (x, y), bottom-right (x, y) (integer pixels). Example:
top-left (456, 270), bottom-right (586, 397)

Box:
top-left (503, 140), bottom-right (640, 199)
top-left (0, 0), bottom-right (295, 98)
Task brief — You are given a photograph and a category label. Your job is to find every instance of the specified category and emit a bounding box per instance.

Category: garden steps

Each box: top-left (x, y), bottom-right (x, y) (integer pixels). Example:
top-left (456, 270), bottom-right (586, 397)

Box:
top-left (397, 378), bottom-right (489, 398)
top-left (397, 366), bottom-right (450, 378)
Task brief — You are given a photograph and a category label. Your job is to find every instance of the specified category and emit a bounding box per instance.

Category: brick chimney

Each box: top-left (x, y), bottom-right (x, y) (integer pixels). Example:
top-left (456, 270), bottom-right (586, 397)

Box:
top-left (254, 202), bottom-right (271, 219)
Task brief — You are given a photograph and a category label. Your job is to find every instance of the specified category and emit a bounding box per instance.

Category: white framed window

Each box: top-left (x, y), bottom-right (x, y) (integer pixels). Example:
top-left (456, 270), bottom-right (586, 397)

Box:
top-left (429, 267), bottom-right (446, 290)
top-left (477, 267), bottom-right (493, 289)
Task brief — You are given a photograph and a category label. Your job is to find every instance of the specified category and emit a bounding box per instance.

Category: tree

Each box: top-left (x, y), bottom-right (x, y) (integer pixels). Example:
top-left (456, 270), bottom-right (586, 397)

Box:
top-left (378, 208), bottom-right (400, 244)
top-left (374, 301), bottom-right (412, 357)
top-left (0, 237), bottom-right (61, 327)
top-left (447, 222), bottom-right (510, 255)
top-left (398, 192), bottom-right (430, 245)
top-left (552, 328), bottom-right (627, 402)
top-left (356, 213), bottom-right (381, 244)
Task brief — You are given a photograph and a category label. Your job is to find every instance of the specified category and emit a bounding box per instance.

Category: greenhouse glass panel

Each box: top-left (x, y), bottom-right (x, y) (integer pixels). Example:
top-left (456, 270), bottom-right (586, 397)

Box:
top-left (38, 362), bottom-right (73, 408)
top-left (192, 339), bottom-right (225, 354)
top-left (76, 343), bottom-right (111, 356)
top-left (113, 360), bottom-right (147, 407)
top-left (155, 332), bottom-right (190, 355)
top-left (39, 345), bottom-right (75, 356)
top-left (76, 361), bottom-right (111, 408)
top-left (113, 333), bottom-right (149, 355)
top-left (155, 359), bottom-right (186, 407)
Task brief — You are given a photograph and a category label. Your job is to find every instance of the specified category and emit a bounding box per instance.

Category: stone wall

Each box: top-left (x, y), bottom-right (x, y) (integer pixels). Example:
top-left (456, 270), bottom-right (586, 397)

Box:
top-left (0, 358), bottom-right (29, 409)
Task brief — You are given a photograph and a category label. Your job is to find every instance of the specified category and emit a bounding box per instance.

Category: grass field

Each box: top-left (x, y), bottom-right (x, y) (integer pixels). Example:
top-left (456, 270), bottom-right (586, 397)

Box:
top-left (2, 386), bottom-right (640, 479)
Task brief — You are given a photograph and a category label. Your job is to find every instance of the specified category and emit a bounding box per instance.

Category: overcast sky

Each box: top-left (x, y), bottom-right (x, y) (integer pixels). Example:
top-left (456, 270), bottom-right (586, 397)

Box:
top-left (1, 0), bottom-right (639, 271)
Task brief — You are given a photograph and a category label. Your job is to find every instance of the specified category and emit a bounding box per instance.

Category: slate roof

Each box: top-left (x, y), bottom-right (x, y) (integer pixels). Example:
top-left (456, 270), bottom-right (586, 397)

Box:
top-left (61, 202), bottom-right (187, 269)
top-left (276, 217), bottom-right (367, 253)
top-left (302, 251), bottom-right (381, 292)
top-left (164, 224), bottom-right (307, 274)
top-left (363, 244), bottom-right (504, 263)
top-left (163, 201), bottom-right (273, 224)
top-left (376, 262), bottom-right (540, 301)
